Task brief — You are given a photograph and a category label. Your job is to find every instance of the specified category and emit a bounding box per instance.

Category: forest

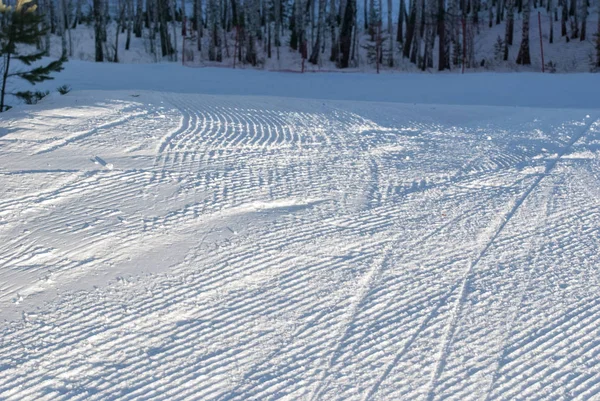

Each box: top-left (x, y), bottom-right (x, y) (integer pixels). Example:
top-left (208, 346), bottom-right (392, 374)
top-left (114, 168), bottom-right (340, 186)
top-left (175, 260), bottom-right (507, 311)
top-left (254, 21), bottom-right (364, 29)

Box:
top-left (9, 0), bottom-right (600, 71)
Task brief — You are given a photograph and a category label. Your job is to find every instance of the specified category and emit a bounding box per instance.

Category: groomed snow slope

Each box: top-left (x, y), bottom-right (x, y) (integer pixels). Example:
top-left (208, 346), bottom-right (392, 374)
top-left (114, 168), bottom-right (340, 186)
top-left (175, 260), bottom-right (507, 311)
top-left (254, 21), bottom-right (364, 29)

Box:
top-left (1, 69), bottom-right (600, 400)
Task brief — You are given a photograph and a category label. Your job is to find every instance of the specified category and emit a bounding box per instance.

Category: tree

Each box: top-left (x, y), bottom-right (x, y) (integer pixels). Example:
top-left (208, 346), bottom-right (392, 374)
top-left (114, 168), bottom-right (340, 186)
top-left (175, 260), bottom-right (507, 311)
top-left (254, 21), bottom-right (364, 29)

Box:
top-left (516, 0), bottom-right (531, 65)
top-left (309, 0), bottom-right (327, 64)
top-left (396, 0), bottom-right (404, 44)
top-left (504, 0), bottom-right (514, 60)
top-left (595, 0), bottom-right (600, 69)
top-left (403, 0), bottom-right (417, 59)
top-left (337, 0), bottom-right (355, 67)
top-left (93, 0), bottom-right (106, 61)
top-left (561, 0), bottom-right (568, 36)
top-left (387, 0), bottom-right (393, 66)
top-left (437, 0), bottom-right (449, 70)
top-left (1, 0), bottom-right (66, 112)
top-left (579, 0), bottom-right (587, 41)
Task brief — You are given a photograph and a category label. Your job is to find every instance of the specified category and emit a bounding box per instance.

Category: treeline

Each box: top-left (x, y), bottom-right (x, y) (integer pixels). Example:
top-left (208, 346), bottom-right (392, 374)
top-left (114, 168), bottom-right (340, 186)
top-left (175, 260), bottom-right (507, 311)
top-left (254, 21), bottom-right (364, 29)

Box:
top-left (31, 0), bottom-right (600, 70)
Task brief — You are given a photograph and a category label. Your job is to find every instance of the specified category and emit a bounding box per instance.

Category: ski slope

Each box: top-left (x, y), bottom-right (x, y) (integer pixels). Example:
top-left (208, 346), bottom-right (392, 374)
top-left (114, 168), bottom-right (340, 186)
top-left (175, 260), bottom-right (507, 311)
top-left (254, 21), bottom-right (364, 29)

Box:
top-left (1, 73), bottom-right (600, 400)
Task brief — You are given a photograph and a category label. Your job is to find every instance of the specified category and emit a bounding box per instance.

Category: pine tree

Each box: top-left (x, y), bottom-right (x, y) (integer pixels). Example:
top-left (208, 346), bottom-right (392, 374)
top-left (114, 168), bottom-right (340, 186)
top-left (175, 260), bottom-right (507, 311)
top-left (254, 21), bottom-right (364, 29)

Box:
top-left (1, 0), bottom-right (66, 112)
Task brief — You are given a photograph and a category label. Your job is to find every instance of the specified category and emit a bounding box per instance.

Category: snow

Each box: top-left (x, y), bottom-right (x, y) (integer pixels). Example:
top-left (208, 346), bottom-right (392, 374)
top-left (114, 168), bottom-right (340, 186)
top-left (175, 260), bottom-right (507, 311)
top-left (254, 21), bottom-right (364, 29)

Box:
top-left (1, 66), bottom-right (600, 400)
top-left (24, 60), bottom-right (600, 109)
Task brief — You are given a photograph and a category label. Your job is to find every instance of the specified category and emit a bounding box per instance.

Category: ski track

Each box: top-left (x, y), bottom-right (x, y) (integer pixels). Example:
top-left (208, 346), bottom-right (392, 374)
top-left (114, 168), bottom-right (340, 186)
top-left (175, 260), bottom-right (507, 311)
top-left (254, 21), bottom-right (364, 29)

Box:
top-left (0, 92), bottom-right (599, 400)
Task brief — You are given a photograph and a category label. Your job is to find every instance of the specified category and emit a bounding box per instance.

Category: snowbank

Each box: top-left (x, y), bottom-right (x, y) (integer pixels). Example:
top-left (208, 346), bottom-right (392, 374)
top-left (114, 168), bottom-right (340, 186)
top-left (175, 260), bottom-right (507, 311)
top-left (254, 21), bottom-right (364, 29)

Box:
top-left (32, 60), bottom-right (600, 110)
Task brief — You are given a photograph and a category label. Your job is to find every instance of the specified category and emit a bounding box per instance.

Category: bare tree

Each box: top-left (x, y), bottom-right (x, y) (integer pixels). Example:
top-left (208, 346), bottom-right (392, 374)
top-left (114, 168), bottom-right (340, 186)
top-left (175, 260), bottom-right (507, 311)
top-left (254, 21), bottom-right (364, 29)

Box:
top-left (561, 0), bottom-right (568, 35)
top-left (194, 0), bottom-right (202, 50)
top-left (409, 0), bottom-right (422, 64)
top-left (516, 0), bottom-right (531, 64)
top-left (244, 0), bottom-right (260, 65)
top-left (595, 0), bottom-right (600, 68)
top-left (309, 0), bottom-right (327, 64)
top-left (496, 0), bottom-right (503, 24)
top-left (329, 0), bottom-right (339, 61)
top-left (504, 0), bottom-right (514, 59)
top-left (570, 0), bottom-right (579, 38)
top-left (338, 0), bottom-right (355, 67)
top-left (387, 0), bottom-right (393, 65)
top-left (274, 0), bottom-right (281, 58)
top-left (169, 0), bottom-right (178, 61)
top-left (403, 0), bottom-right (417, 58)
top-left (207, 0), bottom-right (222, 60)
top-left (94, 0), bottom-right (106, 61)
top-left (579, 0), bottom-right (587, 40)
top-left (134, 0), bottom-right (143, 37)
top-left (125, 0), bottom-right (133, 49)
top-left (397, 0), bottom-right (405, 43)
top-left (548, 0), bottom-right (554, 43)
top-left (438, 0), bottom-right (449, 70)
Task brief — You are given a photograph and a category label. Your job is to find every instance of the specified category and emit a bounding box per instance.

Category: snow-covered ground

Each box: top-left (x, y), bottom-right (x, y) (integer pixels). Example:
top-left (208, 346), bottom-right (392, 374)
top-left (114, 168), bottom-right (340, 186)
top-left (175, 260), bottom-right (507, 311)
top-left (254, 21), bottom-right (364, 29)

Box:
top-left (1, 68), bottom-right (600, 400)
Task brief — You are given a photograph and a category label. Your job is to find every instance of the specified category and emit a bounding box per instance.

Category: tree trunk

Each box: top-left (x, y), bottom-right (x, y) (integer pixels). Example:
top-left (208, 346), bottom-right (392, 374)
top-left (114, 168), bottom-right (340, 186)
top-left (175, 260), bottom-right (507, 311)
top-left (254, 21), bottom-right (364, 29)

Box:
top-left (338, 0), bottom-right (355, 67)
top-left (208, 0), bottom-right (221, 61)
top-left (387, 0), bottom-right (393, 65)
top-left (195, 0), bottom-right (202, 50)
top-left (94, 0), bottom-right (105, 61)
top-left (516, 0), bottom-right (531, 64)
top-left (57, 0), bottom-right (68, 57)
top-left (329, 0), bottom-right (339, 61)
top-left (126, 0), bottom-right (133, 49)
top-left (561, 0), bottom-right (568, 35)
top-left (170, 0), bottom-right (178, 61)
top-left (397, 0), bottom-right (404, 42)
top-left (596, 0), bottom-right (600, 68)
top-left (368, 0), bottom-right (376, 37)
top-left (1, 52), bottom-right (11, 112)
top-left (134, 0), bottom-right (143, 37)
top-left (579, 0), bottom-right (587, 40)
top-left (503, 0), bottom-right (513, 59)
top-left (244, 0), bottom-right (259, 65)
top-left (403, 0), bottom-right (416, 58)
top-left (549, 3), bottom-right (554, 43)
top-left (309, 0), bottom-right (327, 64)
top-left (274, 0), bottom-right (281, 57)
top-left (49, 0), bottom-right (57, 34)
top-left (438, 0), bottom-right (448, 70)
top-left (409, 0), bottom-right (421, 64)
top-left (570, 0), bottom-right (579, 38)
top-left (74, 0), bottom-right (83, 27)
top-left (496, 0), bottom-right (503, 24)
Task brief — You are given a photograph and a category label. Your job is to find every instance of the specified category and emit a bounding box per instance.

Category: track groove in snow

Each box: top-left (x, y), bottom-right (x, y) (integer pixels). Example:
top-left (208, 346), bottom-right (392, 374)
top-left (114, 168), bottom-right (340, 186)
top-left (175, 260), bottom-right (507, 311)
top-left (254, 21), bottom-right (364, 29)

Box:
top-left (425, 116), bottom-right (599, 401)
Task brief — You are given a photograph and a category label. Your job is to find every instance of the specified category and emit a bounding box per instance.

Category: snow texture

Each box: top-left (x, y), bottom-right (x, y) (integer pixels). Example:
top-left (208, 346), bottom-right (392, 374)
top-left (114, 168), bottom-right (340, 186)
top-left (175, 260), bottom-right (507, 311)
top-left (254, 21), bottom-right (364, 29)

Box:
top-left (1, 67), bottom-right (600, 400)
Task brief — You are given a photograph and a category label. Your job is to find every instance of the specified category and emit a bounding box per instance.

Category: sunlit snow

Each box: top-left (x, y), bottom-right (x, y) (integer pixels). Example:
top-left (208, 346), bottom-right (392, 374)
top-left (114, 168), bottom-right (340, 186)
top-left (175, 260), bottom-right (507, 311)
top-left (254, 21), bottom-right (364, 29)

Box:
top-left (1, 69), bottom-right (600, 400)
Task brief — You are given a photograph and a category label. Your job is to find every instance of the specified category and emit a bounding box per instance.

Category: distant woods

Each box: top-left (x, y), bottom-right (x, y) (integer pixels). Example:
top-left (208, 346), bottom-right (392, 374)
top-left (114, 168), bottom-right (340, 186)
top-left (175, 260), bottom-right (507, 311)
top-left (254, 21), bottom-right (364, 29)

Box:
top-left (28, 0), bottom-right (600, 70)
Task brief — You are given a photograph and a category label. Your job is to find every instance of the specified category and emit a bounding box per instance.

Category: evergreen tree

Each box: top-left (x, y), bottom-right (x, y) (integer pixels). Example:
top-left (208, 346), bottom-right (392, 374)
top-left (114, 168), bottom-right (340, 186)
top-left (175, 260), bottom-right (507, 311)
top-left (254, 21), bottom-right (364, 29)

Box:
top-left (1, 0), bottom-right (66, 112)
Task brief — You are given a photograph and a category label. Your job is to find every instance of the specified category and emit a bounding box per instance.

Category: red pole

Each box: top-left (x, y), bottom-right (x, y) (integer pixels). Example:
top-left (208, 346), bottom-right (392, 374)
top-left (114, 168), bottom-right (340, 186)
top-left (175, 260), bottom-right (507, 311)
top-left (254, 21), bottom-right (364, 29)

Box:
top-left (462, 18), bottom-right (466, 74)
top-left (538, 12), bottom-right (545, 72)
